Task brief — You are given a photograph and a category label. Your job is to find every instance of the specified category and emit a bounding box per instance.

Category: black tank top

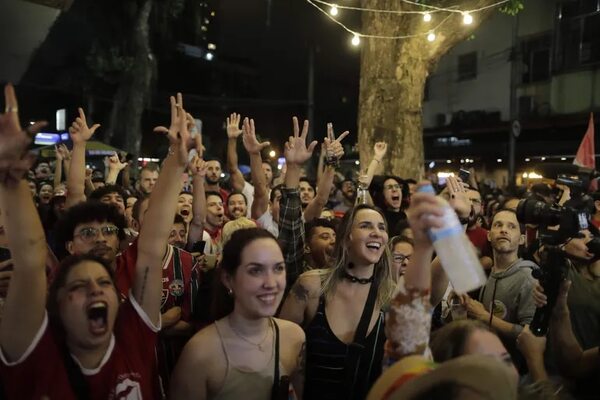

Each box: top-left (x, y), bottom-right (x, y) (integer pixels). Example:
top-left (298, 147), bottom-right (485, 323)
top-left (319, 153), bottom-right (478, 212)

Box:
top-left (304, 296), bottom-right (385, 400)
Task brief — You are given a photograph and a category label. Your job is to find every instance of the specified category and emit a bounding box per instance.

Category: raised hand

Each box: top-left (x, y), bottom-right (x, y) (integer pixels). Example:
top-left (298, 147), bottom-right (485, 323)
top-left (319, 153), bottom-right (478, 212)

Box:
top-left (0, 84), bottom-right (46, 185)
top-left (323, 123), bottom-right (348, 163)
top-left (242, 118), bottom-right (270, 155)
top-left (189, 155), bottom-right (207, 178)
top-left (107, 152), bottom-right (127, 171)
top-left (226, 112), bottom-right (243, 140)
top-left (284, 117), bottom-right (318, 165)
top-left (373, 142), bottom-right (387, 161)
top-left (445, 175), bottom-right (471, 219)
top-left (406, 182), bottom-right (445, 246)
top-left (68, 108), bottom-right (100, 144)
top-left (154, 93), bottom-right (195, 167)
top-left (55, 144), bottom-right (71, 162)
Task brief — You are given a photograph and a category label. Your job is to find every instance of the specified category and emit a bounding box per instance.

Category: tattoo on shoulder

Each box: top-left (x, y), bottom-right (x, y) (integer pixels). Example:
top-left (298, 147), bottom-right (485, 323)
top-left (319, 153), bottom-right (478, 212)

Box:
top-left (139, 266), bottom-right (149, 304)
top-left (292, 283), bottom-right (309, 302)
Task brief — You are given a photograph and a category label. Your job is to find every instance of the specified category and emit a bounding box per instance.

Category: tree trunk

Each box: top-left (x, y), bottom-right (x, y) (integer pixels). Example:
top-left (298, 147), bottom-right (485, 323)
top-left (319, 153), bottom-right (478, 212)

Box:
top-left (358, 0), bottom-right (500, 179)
top-left (104, 0), bottom-right (155, 157)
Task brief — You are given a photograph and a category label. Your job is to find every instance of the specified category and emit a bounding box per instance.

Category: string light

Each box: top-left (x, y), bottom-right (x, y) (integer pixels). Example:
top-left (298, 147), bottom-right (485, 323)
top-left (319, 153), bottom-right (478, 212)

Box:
top-left (330, 4), bottom-right (338, 16)
top-left (351, 34), bottom-right (361, 46)
top-left (304, 0), bottom-right (508, 41)
top-left (463, 12), bottom-right (473, 25)
top-left (423, 12), bottom-right (432, 22)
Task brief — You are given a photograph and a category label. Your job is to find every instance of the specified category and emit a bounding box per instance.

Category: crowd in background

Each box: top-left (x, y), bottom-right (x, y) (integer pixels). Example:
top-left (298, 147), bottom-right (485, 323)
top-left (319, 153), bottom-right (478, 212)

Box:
top-left (1, 84), bottom-right (600, 399)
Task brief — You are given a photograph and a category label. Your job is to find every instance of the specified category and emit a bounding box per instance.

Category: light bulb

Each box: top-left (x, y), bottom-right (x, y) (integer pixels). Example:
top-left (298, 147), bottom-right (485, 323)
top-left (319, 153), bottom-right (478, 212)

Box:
top-left (330, 5), bottom-right (339, 16)
top-left (351, 34), bottom-right (360, 46)
top-left (427, 32), bottom-right (436, 42)
top-left (463, 12), bottom-right (473, 25)
top-left (423, 13), bottom-right (432, 22)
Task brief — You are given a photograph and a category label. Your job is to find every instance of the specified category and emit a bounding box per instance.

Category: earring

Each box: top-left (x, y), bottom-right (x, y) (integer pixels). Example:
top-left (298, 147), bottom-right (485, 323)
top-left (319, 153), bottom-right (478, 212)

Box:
top-left (227, 288), bottom-right (233, 296)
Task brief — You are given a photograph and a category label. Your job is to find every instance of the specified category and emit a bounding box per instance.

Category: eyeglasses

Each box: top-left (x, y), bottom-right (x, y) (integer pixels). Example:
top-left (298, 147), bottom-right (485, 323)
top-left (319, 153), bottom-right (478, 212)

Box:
top-left (392, 253), bottom-right (411, 263)
top-left (384, 184), bottom-right (401, 190)
top-left (74, 226), bottom-right (119, 242)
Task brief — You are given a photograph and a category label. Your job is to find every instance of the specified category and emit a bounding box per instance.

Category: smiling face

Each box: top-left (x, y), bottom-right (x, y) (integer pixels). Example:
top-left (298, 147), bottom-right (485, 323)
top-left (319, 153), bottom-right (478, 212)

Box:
top-left (57, 260), bottom-right (119, 352)
top-left (227, 193), bottom-right (247, 220)
top-left (307, 226), bottom-right (336, 267)
top-left (224, 238), bottom-right (286, 318)
top-left (347, 208), bottom-right (389, 266)
top-left (488, 210), bottom-right (523, 255)
top-left (168, 222), bottom-right (187, 249)
top-left (382, 178), bottom-right (402, 210)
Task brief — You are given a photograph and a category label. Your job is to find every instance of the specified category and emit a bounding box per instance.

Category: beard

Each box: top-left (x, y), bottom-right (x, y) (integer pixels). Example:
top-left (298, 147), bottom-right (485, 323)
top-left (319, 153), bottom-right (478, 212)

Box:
top-left (206, 175), bottom-right (220, 185)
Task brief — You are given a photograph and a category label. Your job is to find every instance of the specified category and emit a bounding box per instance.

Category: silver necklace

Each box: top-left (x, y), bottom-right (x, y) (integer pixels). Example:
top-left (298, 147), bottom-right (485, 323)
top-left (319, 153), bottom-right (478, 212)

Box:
top-left (227, 316), bottom-right (271, 352)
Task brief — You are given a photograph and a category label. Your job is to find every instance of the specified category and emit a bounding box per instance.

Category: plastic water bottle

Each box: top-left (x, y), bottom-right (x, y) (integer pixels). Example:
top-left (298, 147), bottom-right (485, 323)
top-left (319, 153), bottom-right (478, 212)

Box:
top-left (418, 184), bottom-right (486, 294)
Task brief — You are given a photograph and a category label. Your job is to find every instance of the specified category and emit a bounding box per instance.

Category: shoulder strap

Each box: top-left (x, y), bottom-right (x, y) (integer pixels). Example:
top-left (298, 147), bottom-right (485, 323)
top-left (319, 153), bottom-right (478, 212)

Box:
top-left (343, 279), bottom-right (379, 399)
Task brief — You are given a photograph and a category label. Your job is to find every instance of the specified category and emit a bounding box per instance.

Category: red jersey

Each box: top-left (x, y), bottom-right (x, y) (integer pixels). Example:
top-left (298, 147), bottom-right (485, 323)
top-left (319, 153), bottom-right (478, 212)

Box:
top-left (0, 296), bottom-right (159, 400)
top-left (160, 244), bottom-right (200, 322)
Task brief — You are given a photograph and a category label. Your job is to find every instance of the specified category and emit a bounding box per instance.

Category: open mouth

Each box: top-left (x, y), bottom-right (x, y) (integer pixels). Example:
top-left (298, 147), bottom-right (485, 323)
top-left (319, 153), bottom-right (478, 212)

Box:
top-left (87, 301), bottom-right (108, 335)
top-left (366, 242), bottom-right (382, 251)
top-left (257, 293), bottom-right (278, 305)
top-left (180, 209), bottom-right (191, 216)
top-left (391, 195), bottom-right (400, 202)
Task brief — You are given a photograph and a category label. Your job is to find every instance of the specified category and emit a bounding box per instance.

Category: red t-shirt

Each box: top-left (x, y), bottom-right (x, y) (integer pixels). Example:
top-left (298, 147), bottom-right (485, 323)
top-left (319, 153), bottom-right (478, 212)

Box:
top-left (466, 226), bottom-right (492, 258)
top-left (0, 296), bottom-right (160, 399)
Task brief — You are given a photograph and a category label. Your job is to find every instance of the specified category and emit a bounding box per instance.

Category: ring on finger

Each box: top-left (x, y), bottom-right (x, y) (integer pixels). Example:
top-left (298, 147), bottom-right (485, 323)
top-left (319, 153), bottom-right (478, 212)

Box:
top-left (4, 106), bottom-right (18, 113)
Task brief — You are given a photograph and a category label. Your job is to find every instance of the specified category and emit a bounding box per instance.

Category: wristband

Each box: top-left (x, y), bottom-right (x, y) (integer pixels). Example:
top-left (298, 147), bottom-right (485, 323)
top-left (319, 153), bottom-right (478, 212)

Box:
top-left (325, 157), bottom-right (339, 168)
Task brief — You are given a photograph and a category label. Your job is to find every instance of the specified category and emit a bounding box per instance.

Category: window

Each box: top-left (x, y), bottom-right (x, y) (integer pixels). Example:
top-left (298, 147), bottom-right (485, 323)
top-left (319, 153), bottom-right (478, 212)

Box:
top-left (458, 52), bottom-right (478, 81)
top-left (555, 0), bottom-right (600, 71)
top-left (521, 33), bottom-right (551, 83)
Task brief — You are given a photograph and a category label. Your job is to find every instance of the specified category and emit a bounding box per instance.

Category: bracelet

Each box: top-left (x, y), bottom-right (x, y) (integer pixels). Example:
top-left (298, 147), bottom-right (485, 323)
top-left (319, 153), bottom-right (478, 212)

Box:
top-left (324, 157), bottom-right (339, 167)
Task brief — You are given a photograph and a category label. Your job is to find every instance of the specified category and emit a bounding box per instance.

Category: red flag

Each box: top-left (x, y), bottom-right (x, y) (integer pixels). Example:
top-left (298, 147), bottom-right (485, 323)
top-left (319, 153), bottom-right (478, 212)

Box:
top-left (573, 113), bottom-right (596, 191)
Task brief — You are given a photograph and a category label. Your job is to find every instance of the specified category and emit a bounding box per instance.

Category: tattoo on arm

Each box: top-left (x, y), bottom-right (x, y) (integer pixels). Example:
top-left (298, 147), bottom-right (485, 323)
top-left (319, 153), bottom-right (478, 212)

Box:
top-left (292, 282), bottom-right (309, 303)
top-left (139, 266), bottom-right (149, 305)
top-left (297, 342), bottom-right (306, 377)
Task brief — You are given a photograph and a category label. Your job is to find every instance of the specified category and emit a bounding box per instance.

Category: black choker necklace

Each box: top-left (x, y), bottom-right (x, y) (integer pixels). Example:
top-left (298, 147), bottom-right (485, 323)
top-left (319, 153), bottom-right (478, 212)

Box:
top-left (342, 270), bottom-right (374, 284)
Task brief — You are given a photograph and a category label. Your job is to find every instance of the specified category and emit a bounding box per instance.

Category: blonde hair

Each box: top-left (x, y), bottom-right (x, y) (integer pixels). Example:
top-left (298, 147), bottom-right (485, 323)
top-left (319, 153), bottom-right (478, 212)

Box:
top-left (221, 217), bottom-right (257, 246)
top-left (305, 204), bottom-right (396, 307)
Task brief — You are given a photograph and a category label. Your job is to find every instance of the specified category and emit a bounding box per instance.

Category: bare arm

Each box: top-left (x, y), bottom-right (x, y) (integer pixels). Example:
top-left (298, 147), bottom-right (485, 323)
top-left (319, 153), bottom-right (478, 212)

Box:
top-left (105, 152), bottom-right (127, 185)
top-left (363, 142), bottom-right (387, 189)
top-left (134, 94), bottom-right (194, 326)
top-left (186, 157), bottom-right (207, 249)
top-left (242, 118), bottom-right (270, 220)
top-left (53, 146), bottom-right (63, 189)
top-left (226, 113), bottom-right (246, 192)
top-left (66, 108), bottom-right (99, 208)
top-left (0, 84), bottom-right (48, 361)
top-left (170, 334), bottom-right (211, 400)
top-left (304, 123), bottom-right (348, 222)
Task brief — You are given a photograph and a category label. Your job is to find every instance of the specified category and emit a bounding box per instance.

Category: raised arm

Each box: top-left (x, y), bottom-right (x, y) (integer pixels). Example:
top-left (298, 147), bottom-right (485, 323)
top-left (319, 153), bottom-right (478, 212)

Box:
top-left (226, 113), bottom-right (246, 192)
top-left (186, 156), bottom-right (208, 249)
top-left (304, 123), bottom-right (347, 222)
top-left (53, 145), bottom-right (63, 189)
top-left (279, 117), bottom-right (317, 287)
top-left (241, 118), bottom-right (270, 219)
top-left (66, 108), bottom-right (99, 208)
top-left (134, 93), bottom-right (196, 325)
top-left (383, 183), bottom-right (444, 367)
top-left (105, 152), bottom-right (127, 185)
top-left (0, 84), bottom-right (48, 362)
top-left (364, 142), bottom-right (386, 188)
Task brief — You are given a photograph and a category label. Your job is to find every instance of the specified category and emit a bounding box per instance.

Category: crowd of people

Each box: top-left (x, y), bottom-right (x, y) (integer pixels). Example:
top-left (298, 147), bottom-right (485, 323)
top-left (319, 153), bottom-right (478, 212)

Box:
top-left (0, 83), bottom-right (599, 399)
